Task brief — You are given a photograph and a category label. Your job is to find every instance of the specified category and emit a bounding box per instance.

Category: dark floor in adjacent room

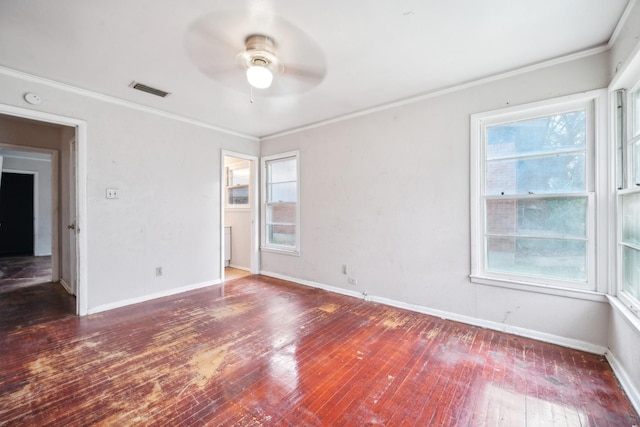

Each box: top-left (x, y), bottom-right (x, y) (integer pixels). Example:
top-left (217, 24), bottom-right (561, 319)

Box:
top-left (0, 273), bottom-right (638, 426)
top-left (0, 255), bottom-right (52, 292)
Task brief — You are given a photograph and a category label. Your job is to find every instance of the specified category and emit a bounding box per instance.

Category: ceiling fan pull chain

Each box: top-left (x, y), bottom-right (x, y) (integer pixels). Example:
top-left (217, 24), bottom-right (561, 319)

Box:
top-left (250, 85), bottom-right (254, 104)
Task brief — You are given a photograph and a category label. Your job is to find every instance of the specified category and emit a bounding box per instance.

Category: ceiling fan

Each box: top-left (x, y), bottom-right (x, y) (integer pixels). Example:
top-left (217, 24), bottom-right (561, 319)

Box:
top-left (236, 34), bottom-right (285, 89)
top-left (184, 10), bottom-right (327, 97)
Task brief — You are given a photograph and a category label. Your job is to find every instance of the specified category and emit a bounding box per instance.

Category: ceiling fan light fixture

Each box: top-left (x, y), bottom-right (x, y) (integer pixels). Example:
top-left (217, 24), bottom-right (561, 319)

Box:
top-left (246, 64), bottom-right (273, 89)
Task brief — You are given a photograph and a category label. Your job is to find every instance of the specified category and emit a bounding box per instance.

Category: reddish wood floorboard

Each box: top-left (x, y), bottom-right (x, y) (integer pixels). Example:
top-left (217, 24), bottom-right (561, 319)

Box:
top-left (0, 274), bottom-right (638, 426)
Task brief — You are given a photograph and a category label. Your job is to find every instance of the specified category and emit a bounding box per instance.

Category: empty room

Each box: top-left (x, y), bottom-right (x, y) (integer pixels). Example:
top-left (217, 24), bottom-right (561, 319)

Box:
top-left (1, 1), bottom-right (640, 425)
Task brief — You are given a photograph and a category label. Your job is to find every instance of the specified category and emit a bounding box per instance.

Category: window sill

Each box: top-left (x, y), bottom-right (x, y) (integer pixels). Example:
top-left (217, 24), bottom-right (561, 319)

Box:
top-left (261, 246), bottom-right (300, 257)
top-left (470, 275), bottom-right (608, 302)
top-left (608, 295), bottom-right (640, 331)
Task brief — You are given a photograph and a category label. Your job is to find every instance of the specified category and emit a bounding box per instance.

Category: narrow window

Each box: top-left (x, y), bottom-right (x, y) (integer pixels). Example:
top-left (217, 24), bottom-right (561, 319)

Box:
top-left (261, 151), bottom-right (300, 254)
top-left (618, 85), bottom-right (640, 314)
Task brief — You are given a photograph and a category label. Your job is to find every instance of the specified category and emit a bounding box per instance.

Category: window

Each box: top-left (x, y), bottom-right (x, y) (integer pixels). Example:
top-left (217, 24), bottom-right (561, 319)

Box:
top-left (471, 93), bottom-right (601, 291)
top-left (261, 151), bottom-right (300, 254)
top-left (226, 165), bottom-right (250, 207)
top-left (618, 84), bottom-right (640, 314)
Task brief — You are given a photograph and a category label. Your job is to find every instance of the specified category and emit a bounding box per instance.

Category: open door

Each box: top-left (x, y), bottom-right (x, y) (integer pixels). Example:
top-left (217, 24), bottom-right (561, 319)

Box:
top-left (56, 129), bottom-right (77, 297)
top-left (67, 138), bottom-right (78, 294)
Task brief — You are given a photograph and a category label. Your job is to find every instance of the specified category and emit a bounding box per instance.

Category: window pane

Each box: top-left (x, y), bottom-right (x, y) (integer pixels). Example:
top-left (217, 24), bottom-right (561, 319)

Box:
top-left (487, 236), bottom-right (586, 281)
top-left (623, 246), bottom-right (640, 301)
top-left (229, 168), bottom-right (249, 187)
top-left (228, 186), bottom-right (248, 205)
top-left (267, 203), bottom-right (296, 225)
top-left (622, 192), bottom-right (640, 246)
top-left (486, 153), bottom-right (585, 195)
top-left (487, 111), bottom-right (586, 160)
top-left (268, 158), bottom-right (296, 183)
top-left (268, 182), bottom-right (297, 203)
top-left (633, 89), bottom-right (640, 138)
top-left (268, 224), bottom-right (296, 247)
top-left (632, 140), bottom-right (640, 186)
top-left (486, 197), bottom-right (586, 238)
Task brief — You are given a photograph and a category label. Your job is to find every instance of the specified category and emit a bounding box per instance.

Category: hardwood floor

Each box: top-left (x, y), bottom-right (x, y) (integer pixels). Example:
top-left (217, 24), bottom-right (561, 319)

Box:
top-left (225, 267), bottom-right (251, 282)
top-left (0, 255), bottom-right (52, 292)
top-left (0, 275), bottom-right (637, 426)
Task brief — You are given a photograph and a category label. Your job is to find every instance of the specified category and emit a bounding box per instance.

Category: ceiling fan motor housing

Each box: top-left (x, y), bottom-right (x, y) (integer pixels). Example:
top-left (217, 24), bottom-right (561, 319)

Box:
top-left (239, 34), bottom-right (284, 74)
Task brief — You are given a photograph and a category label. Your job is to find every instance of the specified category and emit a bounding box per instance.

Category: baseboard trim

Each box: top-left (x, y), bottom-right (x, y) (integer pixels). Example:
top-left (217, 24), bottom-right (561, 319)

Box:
top-left (606, 350), bottom-right (640, 416)
top-left (59, 278), bottom-right (73, 295)
top-left (260, 271), bottom-right (364, 300)
top-left (87, 279), bottom-right (222, 315)
top-left (228, 264), bottom-right (250, 272)
top-left (369, 294), bottom-right (607, 355)
top-left (259, 270), bottom-right (607, 355)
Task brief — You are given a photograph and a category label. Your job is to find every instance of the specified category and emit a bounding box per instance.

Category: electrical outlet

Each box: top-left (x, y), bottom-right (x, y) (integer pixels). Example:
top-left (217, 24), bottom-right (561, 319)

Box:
top-left (106, 188), bottom-right (119, 199)
top-left (155, 267), bottom-right (163, 277)
top-left (348, 277), bottom-right (358, 285)
top-left (342, 264), bottom-right (348, 275)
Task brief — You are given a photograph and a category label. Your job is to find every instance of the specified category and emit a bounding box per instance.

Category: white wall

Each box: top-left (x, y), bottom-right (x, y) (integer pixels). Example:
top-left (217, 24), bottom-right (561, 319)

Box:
top-left (260, 51), bottom-right (612, 349)
top-left (225, 210), bottom-right (251, 270)
top-left (1, 154), bottom-right (52, 256)
top-left (0, 70), bottom-right (259, 313)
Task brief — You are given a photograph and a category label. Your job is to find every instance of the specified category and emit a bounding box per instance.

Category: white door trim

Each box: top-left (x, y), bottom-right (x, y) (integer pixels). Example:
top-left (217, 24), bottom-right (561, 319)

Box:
top-left (0, 104), bottom-right (88, 315)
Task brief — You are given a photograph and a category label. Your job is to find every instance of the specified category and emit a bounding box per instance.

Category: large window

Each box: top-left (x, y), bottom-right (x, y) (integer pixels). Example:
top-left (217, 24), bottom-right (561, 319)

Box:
top-left (261, 151), bottom-right (300, 254)
top-left (471, 93), bottom-right (600, 291)
top-left (618, 85), bottom-right (640, 313)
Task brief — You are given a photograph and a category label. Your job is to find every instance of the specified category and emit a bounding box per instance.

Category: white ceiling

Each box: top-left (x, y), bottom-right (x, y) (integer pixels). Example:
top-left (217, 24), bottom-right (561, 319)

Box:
top-left (0, 0), bottom-right (630, 138)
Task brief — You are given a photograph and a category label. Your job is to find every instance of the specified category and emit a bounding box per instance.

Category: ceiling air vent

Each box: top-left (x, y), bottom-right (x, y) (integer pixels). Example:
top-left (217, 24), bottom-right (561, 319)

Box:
top-left (130, 81), bottom-right (170, 98)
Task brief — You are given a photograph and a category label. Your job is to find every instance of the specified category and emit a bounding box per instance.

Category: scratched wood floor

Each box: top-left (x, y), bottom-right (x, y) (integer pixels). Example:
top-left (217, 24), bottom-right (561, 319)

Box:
top-left (1, 275), bottom-right (638, 426)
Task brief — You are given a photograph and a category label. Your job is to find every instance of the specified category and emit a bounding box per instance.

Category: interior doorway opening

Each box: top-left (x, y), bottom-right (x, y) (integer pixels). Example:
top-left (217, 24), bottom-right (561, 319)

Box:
top-left (0, 109), bottom-right (84, 315)
top-left (0, 156), bottom-right (53, 292)
top-left (221, 151), bottom-right (259, 282)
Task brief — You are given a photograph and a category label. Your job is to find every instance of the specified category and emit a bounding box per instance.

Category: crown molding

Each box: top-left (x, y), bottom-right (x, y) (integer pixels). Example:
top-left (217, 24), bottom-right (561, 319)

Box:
top-left (0, 66), bottom-right (259, 142)
top-left (608, 0), bottom-right (638, 48)
top-left (261, 45), bottom-right (609, 141)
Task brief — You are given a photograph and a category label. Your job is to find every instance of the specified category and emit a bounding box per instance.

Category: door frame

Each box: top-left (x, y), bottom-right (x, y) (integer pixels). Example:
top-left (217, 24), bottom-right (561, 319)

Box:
top-left (221, 150), bottom-right (260, 279)
top-left (0, 104), bottom-right (88, 315)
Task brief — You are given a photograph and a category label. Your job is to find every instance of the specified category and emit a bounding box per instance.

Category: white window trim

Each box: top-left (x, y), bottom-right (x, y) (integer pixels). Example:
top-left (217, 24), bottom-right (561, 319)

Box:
top-left (261, 150), bottom-right (301, 256)
top-left (615, 82), bottom-right (640, 317)
top-left (470, 90), bottom-right (608, 299)
top-left (617, 188), bottom-right (640, 315)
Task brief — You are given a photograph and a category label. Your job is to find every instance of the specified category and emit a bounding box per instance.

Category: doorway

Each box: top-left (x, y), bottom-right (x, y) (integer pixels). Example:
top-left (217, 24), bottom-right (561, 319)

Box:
top-left (0, 172), bottom-right (35, 256)
top-left (0, 105), bottom-right (86, 315)
top-left (221, 151), bottom-right (259, 281)
top-left (0, 147), bottom-right (54, 294)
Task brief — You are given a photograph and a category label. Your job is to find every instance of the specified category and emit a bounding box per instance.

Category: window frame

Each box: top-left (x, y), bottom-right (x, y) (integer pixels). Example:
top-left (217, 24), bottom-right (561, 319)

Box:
top-left (616, 82), bottom-right (640, 317)
top-left (470, 91), bottom-right (607, 298)
top-left (261, 150), bottom-right (301, 255)
top-left (225, 164), bottom-right (250, 209)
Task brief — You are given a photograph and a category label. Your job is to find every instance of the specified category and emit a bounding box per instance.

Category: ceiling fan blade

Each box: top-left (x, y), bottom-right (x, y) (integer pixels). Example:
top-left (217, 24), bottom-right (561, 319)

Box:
top-left (184, 17), bottom-right (244, 81)
top-left (284, 64), bottom-right (326, 82)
